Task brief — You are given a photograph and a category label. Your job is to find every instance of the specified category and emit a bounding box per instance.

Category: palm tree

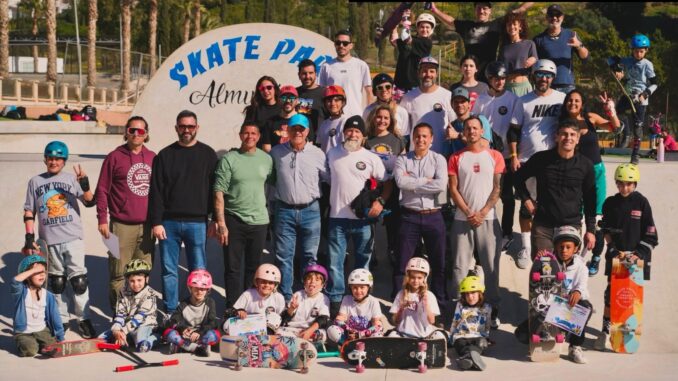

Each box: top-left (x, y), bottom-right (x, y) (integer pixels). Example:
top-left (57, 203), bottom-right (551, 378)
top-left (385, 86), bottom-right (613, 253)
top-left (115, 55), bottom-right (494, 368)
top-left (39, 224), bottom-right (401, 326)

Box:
top-left (0, 0), bottom-right (9, 78)
top-left (149, 0), bottom-right (157, 77)
top-left (45, 0), bottom-right (56, 82)
top-left (193, 0), bottom-right (201, 38)
top-left (121, 0), bottom-right (132, 92)
top-left (19, 0), bottom-right (44, 74)
top-left (87, 0), bottom-right (97, 87)
top-left (181, 1), bottom-right (192, 44)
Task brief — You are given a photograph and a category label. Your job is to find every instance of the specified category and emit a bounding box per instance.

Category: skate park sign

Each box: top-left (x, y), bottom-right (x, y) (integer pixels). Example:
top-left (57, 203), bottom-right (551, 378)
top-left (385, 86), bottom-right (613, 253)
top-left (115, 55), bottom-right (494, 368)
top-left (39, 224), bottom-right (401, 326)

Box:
top-left (133, 23), bottom-right (334, 154)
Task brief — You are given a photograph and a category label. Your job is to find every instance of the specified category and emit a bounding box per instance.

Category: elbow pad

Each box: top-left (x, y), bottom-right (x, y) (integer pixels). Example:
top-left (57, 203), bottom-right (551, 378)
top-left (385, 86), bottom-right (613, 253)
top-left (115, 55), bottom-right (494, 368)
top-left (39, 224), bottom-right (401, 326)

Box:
top-left (83, 196), bottom-right (97, 208)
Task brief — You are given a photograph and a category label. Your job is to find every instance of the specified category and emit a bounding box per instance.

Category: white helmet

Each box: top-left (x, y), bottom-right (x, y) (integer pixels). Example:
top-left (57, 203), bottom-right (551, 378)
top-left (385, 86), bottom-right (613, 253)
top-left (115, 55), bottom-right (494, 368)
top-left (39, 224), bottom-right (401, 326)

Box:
top-left (254, 263), bottom-right (281, 283)
top-left (348, 268), bottom-right (374, 287)
top-left (532, 59), bottom-right (557, 76)
top-left (416, 13), bottom-right (436, 29)
top-left (406, 257), bottom-right (430, 278)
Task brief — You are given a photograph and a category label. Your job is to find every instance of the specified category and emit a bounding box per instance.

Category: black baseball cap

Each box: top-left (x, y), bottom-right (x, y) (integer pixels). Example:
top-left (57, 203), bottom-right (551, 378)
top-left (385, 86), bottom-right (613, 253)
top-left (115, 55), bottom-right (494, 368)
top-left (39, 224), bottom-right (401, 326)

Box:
top-left (547, 4), bottom-right (564, 16)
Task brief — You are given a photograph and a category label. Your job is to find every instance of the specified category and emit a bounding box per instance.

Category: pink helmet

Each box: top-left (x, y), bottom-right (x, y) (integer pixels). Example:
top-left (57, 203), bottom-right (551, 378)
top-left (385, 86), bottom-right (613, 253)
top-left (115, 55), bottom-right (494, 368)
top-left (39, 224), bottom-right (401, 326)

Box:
top-left (303, 264), bottom-right (329, 283)
top-left (254, 264), bottom-right (281, 283)
top-left (187, 269), bottom-right (213, 289)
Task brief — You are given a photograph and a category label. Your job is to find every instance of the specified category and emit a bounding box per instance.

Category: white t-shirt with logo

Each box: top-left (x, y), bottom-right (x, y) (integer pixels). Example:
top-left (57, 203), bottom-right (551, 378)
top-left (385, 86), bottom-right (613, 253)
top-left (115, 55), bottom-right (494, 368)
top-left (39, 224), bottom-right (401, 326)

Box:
top-left (400, 86), bottom-right (456, 154)
top-left (473, 90), bottom-right (519, 157)
top-left (389, 290), bottom-right (440, 338)
top-left (510, 90), bottom-right (566, 162)
top-left (448, 148), bottom-right (505, 221)
top-left (327, 146), bottom-right (386, 219)
top-left (339, 295), bottom-right (383, 332)
top-left (286, 290), bottom-right (331, 329)
top-left (363, 103), bottom-right (412, 137)
top-left (317, 116), bottom-right (346, 154)
top-left (233, 288), bottom-right (286, 315)
top-left (318, 57), bottom-right (372, 118)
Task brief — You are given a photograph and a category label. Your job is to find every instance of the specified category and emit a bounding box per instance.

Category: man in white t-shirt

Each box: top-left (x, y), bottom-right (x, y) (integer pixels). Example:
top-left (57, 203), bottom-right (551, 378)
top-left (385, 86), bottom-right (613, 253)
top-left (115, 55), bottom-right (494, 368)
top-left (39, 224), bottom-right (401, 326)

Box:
top-left (318, 30), bottom-right (373, 118)
top-left (400, 56), bottom-right (456, 155)
top-left (326, 116), bottom-right (388, 315)
top-left (507, 59), bottom-right (565, 269)
top-left (448, 115), bottom-right (504, 328)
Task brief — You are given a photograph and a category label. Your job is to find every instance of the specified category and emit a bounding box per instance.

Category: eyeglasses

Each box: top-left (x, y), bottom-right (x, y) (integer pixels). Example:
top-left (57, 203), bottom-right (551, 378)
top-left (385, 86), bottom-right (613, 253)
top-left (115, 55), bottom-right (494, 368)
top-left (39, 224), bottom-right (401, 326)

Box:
top-left (334, 40), bottom-right (351, 47)
top-left (534, 72), bottom-right (555, 79)
top-left (177, 124), bottom-right (197, 130)
top-left (258, 85), bottom-right (275, 92)
top-left (127, 127), bottom-right (147, 136)
top-left (376, 84), bottom-right (393, 91)
top-left (281, 95), bottom-right (297, 102)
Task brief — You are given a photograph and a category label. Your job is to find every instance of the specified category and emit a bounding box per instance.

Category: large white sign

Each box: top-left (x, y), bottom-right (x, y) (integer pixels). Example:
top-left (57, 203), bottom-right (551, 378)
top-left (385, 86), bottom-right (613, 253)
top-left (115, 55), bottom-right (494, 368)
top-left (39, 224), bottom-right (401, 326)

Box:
top-left (133, 23), bottom-right (335, 154)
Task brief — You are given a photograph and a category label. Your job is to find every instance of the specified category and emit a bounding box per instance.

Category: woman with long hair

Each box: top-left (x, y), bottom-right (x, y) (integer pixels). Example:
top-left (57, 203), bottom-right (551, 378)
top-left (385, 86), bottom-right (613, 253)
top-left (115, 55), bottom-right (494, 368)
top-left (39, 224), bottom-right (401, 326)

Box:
top-left (450, 54), bottom-right (488, 110)
top-left (499, 12), bottom-right (537, 96)
top-left (243, 75), bottom-right (282, 131)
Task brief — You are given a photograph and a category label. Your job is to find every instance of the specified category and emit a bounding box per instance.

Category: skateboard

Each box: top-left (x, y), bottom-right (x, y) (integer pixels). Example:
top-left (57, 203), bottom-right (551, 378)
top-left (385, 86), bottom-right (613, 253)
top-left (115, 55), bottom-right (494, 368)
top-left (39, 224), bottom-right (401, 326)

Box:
top-left (220, 335), bottom-right (317, 373)
top-left (340, 337), bottom-right (447, 373)
top-left (42, 339), bottom-right (119, 358)
top-left (610, 253), bottom-right (644, 354)
top-left (528, 252), bottom-right (566, 362)
top-left (375, 2), bottom-right (414, 46)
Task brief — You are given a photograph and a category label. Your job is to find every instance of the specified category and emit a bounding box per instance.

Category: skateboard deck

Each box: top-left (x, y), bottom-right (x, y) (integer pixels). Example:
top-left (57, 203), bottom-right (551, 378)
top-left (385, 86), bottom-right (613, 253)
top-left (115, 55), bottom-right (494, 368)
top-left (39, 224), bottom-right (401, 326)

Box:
top-left (341, 337), bottom-right (447, 372)
top-left (42, 339), bottom-right (119, 358)
top-left (220, 335), bottom-right (316, 372)
top-left (375, 2), bottom-right (413, 45)
top-left (528, 252), bottom-right (566, 362)
top-left (610, 255), bottom-right (644, 354)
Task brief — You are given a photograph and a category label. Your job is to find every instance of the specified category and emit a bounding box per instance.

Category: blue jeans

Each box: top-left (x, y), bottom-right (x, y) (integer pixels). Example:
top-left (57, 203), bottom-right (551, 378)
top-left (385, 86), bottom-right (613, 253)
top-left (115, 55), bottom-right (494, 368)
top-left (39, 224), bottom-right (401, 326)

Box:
top-left (160, 220), bottom-right (207, 312)
top-left (274, 201), bottom-right (322, 301)
top-left (326, 218), bottom-right (373, 303)
top-left (99, 325), bottom-right (158, 351)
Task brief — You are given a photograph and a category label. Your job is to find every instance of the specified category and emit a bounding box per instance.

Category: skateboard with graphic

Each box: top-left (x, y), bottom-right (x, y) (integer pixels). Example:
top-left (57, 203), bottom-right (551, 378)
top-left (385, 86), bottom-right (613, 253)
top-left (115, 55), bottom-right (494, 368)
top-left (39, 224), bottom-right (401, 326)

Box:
top-left (42, 339), bottom-right (119, 358)
top-left (341, 337), bottom-right (447, 373)
top-left (528, 252), bottom-right (566, 362)
top-left (610, 252), bottom-right (644, 354)
top-left (220, 335), bottom-right (316, 373)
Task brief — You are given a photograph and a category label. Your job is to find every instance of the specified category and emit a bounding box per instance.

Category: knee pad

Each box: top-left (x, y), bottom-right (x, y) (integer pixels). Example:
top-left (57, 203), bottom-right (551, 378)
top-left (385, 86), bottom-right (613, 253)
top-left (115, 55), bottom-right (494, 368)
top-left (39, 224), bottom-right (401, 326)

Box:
top-left (201, 330), bottom-right (221, 346)
top-left (327, 325), bottom-right (345, 343)
top-left (163, 329), bottom-right (183, 346)
top-left (70, 274), bottom-right (89, 295)
top-left (136, 340), bottom-right (152, 353)
top-left (48, 275), bottom-right (67, 294)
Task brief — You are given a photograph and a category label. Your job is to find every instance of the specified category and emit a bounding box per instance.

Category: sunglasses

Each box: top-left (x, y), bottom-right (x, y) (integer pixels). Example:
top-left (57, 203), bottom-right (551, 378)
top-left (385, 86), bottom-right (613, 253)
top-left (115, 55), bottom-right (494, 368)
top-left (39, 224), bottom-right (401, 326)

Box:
top-left (127, 127), bottom-right (147, 136)
top-left (376, 84), bottom-right (393, 91)
top-left (258, 85), bottom-right (275, 92)
top-left (281, 95), bottom-right (297, 102)
top-left (176, 124), bottom-right (197, 130)
top-left (535, 72), bottom-right (555, 79)
top-left (334, 40), bottom-right (351, 47)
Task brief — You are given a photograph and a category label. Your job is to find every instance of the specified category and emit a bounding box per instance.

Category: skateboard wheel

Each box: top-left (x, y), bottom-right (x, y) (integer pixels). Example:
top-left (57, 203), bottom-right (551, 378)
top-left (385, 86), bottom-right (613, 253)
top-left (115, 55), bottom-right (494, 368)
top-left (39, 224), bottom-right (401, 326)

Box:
top-left (417, 342), bottom-right (427, 351)
top-left (531, 272), bottom-right (541, 282)
top-left (234, 364), bottom-right (242, 371)
top-left (556, 272), bottom-right (565, 282)
top-left (555, 334), bottom-right (565, 343)
top-left (356, 364), bottom-right (365, 373)
top-left (300, 367), bottom-right (309, 374)
top-left (356, 342), bottom-right (365, 351)
top-left (418, 364), bottom-right (427, 373)
top-left (531, 334), bottom-right (541, 343)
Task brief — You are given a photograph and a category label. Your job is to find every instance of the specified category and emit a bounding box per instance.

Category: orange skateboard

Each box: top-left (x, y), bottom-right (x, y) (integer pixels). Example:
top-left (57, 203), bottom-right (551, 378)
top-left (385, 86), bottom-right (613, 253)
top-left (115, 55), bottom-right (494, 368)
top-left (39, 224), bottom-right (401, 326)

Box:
top-left (610, 253), bottom-right (644, 353)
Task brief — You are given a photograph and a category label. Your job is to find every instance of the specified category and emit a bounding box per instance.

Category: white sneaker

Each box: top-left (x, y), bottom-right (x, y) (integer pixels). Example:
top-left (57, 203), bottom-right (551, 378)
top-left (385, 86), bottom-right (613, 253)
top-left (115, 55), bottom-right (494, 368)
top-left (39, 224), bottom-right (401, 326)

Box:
top-left (515, 248), bottom-right (531, 269)
top-left (594, 332), bottom-right (608, 351)
top-left (568, 345), bottom-right (587, 364)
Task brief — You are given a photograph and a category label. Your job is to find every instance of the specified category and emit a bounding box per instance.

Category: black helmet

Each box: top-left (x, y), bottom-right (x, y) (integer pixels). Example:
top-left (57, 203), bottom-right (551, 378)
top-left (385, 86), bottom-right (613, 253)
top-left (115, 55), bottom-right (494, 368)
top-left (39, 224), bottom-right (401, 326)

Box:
top-left (485, 61), bottom-right (507, 79)
top-left (372, 73), bottom-right (394, 96)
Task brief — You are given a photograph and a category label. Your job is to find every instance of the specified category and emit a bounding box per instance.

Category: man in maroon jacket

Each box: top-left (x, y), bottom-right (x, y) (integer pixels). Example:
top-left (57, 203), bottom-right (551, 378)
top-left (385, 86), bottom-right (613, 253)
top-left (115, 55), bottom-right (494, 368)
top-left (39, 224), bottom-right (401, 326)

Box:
top-left (95, 116), bottom-right (156, 310)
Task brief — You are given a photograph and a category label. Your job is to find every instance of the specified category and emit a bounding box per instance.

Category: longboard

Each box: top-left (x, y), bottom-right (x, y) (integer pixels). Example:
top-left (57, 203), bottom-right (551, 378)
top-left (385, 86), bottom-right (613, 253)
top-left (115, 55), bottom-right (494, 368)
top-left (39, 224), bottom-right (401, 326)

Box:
top-left (341, 337), bottom-right (447, 373)
top-left (220, 335), bottom-right (316, 373)
top-left (528, 252), bottom-right (565, 362)
top-left (42, 339), bottom-right (119, 358)
top-left (610, 254), bottom-right (644, 354)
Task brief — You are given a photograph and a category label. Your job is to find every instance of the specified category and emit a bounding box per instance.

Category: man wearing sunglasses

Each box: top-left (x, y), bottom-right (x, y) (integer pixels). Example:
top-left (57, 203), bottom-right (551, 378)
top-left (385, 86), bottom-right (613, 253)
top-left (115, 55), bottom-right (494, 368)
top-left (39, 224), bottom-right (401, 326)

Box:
top-left (507, 59), bottom-right (566, 270)
top-left (262, 85), bottom-right (299, 153)
top-left (533, 4), bottom-right (589, 94)
top-left (148, 110), bottom-right (218, 314)
top-left (318, 30), bottom-right (373, 118)
top-left (95, 116), bottom-right (156, 311)
top-left (363, 73), bottom-right (411, 139)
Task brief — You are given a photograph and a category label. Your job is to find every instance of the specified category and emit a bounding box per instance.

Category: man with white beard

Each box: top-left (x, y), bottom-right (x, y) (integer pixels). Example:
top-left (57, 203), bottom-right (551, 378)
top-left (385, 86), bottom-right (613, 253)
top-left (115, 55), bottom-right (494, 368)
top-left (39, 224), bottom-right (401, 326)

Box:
top-left (325, 115), bottom-right (389, 317)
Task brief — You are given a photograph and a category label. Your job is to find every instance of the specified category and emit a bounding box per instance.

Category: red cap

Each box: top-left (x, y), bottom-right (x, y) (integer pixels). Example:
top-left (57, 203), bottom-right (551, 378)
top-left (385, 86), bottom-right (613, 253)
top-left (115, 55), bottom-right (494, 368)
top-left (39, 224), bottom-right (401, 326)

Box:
top-left (280, 85), bottom-right (298, 97)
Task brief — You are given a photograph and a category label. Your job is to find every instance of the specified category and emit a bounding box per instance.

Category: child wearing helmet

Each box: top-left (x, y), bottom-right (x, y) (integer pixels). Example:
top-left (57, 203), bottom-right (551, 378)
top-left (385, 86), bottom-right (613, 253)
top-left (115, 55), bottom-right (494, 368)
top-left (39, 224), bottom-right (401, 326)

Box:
top-left (450, 275), bottom-right (492, 371)
top-left (540, 226), bottom-right (592, 364)
top-left (12, 255), bottom-right (64, 357)
top-left (391, 10), bottom-right (435, 93)
top-left (22, 141), bottom-right (97, 339)
top-left (163, 269), bottom-right (220, 357)
top-left (222, 264), bottom-right (286, 335)
top-left (388, 257), bottom-right (446, 340)
top-left (608, 34), bottom-right (659, 164)
top-left (327, 268), bottom-right (384, 344)
top-left (100, 259), bottom-right (160, 352)
top-left (317, 85), bottom-right (347, 153)
top-left (594, 163), bottom-right (657, 351)
top-left (277, 264), bottom-right (331, 346)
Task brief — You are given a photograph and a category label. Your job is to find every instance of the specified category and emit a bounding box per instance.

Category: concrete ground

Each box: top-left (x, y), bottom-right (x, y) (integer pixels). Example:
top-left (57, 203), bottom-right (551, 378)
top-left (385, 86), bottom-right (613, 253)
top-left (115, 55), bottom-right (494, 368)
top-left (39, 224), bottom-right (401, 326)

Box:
top-left (0, 153), bottom-right (676, 380)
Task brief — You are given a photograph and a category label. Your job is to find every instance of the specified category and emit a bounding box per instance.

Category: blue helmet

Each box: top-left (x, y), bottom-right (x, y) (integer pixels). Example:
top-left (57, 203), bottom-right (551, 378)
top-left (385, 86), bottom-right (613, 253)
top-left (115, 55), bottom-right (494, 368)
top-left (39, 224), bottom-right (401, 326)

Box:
top-left (630, 34), bottom-right (650, 49)
top-left (18, 255), bottom-right (47, 273)
top-left (44, 141), bottom-right (69, 160)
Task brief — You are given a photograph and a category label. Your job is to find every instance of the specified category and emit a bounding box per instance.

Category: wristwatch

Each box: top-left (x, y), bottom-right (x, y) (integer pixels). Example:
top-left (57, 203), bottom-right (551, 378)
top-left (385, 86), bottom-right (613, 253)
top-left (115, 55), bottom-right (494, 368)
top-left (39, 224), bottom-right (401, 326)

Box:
top-left (376, 196), bottom-right (386, 206)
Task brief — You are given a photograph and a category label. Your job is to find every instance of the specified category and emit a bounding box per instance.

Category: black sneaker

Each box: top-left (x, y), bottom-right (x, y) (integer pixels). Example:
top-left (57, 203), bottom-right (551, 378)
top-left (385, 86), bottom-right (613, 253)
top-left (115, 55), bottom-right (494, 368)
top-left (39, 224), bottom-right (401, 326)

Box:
top-left (457, 354), bottom-right (473, 370)
top-left (78, 319), bottom-right (96, 339)
top-left (194, 345), bottom-right (210, 357)
top-left (588, 256), bottom-right (601, 277)
top-left (62, 323), bottom-right (69, 333)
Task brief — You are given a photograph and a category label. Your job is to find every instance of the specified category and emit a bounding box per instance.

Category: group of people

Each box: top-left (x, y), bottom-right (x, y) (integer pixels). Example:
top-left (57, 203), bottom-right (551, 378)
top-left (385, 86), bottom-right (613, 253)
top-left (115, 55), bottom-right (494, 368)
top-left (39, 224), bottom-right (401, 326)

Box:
top-left (13, 1), bottom-right (660, 372)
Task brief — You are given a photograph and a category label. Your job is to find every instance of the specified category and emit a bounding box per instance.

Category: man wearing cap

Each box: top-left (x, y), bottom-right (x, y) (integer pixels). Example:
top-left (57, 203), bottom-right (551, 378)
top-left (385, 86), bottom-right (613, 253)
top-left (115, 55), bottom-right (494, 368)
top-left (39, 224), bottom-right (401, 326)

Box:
top-left (448, 87), bottom-right (494, 156)
top-left (400, 56), bottom-right (456, 155)
top-left (534, 4), bottom-right (589, 94)
top-left (214, 121), bottom-right (274, 308)
top-left (317, 85), bottom-right (348, 154)
top-left (325, 115), bottom-right (388, 316)
top-left (262, 85), bottom-right (299, 153)
top-left (363, 73), bottom-right (411, 138)
top-left (392, 12), bottom-right (435, 92)
top-left (430, 2), bottom-right (534, 80)
top-left (270, 114), bottom-right (327, 302)
top-left (318, 30), bottom-right (372, 117)
top-left (507, 59), bottom-right (566, 269)
top-left (448, 115), bottom-right (505, 328)
top-left (296, 59), bottom-right (326, 141)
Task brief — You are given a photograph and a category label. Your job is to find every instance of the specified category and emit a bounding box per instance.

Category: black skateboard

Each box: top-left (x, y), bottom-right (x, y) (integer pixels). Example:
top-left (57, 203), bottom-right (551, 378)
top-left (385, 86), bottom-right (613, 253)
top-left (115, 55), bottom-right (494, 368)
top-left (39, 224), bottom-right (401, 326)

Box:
top-left (341, 337), bottom-right (447, 373)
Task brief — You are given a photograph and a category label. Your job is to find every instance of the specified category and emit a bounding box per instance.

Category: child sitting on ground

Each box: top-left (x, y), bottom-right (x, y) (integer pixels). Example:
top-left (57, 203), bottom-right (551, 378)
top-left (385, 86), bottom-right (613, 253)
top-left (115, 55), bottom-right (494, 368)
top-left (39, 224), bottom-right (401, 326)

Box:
top-left (450, 275), bottom-right (491, 371)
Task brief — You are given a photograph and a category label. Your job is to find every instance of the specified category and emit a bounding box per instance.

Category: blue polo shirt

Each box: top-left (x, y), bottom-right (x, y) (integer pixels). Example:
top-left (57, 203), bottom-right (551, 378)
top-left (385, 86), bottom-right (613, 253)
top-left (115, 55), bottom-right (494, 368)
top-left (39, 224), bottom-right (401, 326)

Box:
top-left (534, 28), bottom-right (587, 87)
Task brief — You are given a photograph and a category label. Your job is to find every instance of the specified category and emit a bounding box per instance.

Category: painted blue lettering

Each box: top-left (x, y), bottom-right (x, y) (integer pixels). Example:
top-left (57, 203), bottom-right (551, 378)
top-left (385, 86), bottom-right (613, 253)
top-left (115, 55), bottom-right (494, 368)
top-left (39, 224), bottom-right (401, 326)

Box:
top-left (244, 35), bottom-right (261, 60)
top-left (187, 50), bottom-right (207, 77)
top-left (270, 39), bottom-right (295, 61)
top-left (222, 37), bottom-right (243, 63)
top-left (313, 55), bottom-right (332, 68)
top-left (206, 42), bottom-right (224, 69)
top-left (170, 61), bottom-right (188, 89)
top-left (289, 45), bottom-right (314, 64)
